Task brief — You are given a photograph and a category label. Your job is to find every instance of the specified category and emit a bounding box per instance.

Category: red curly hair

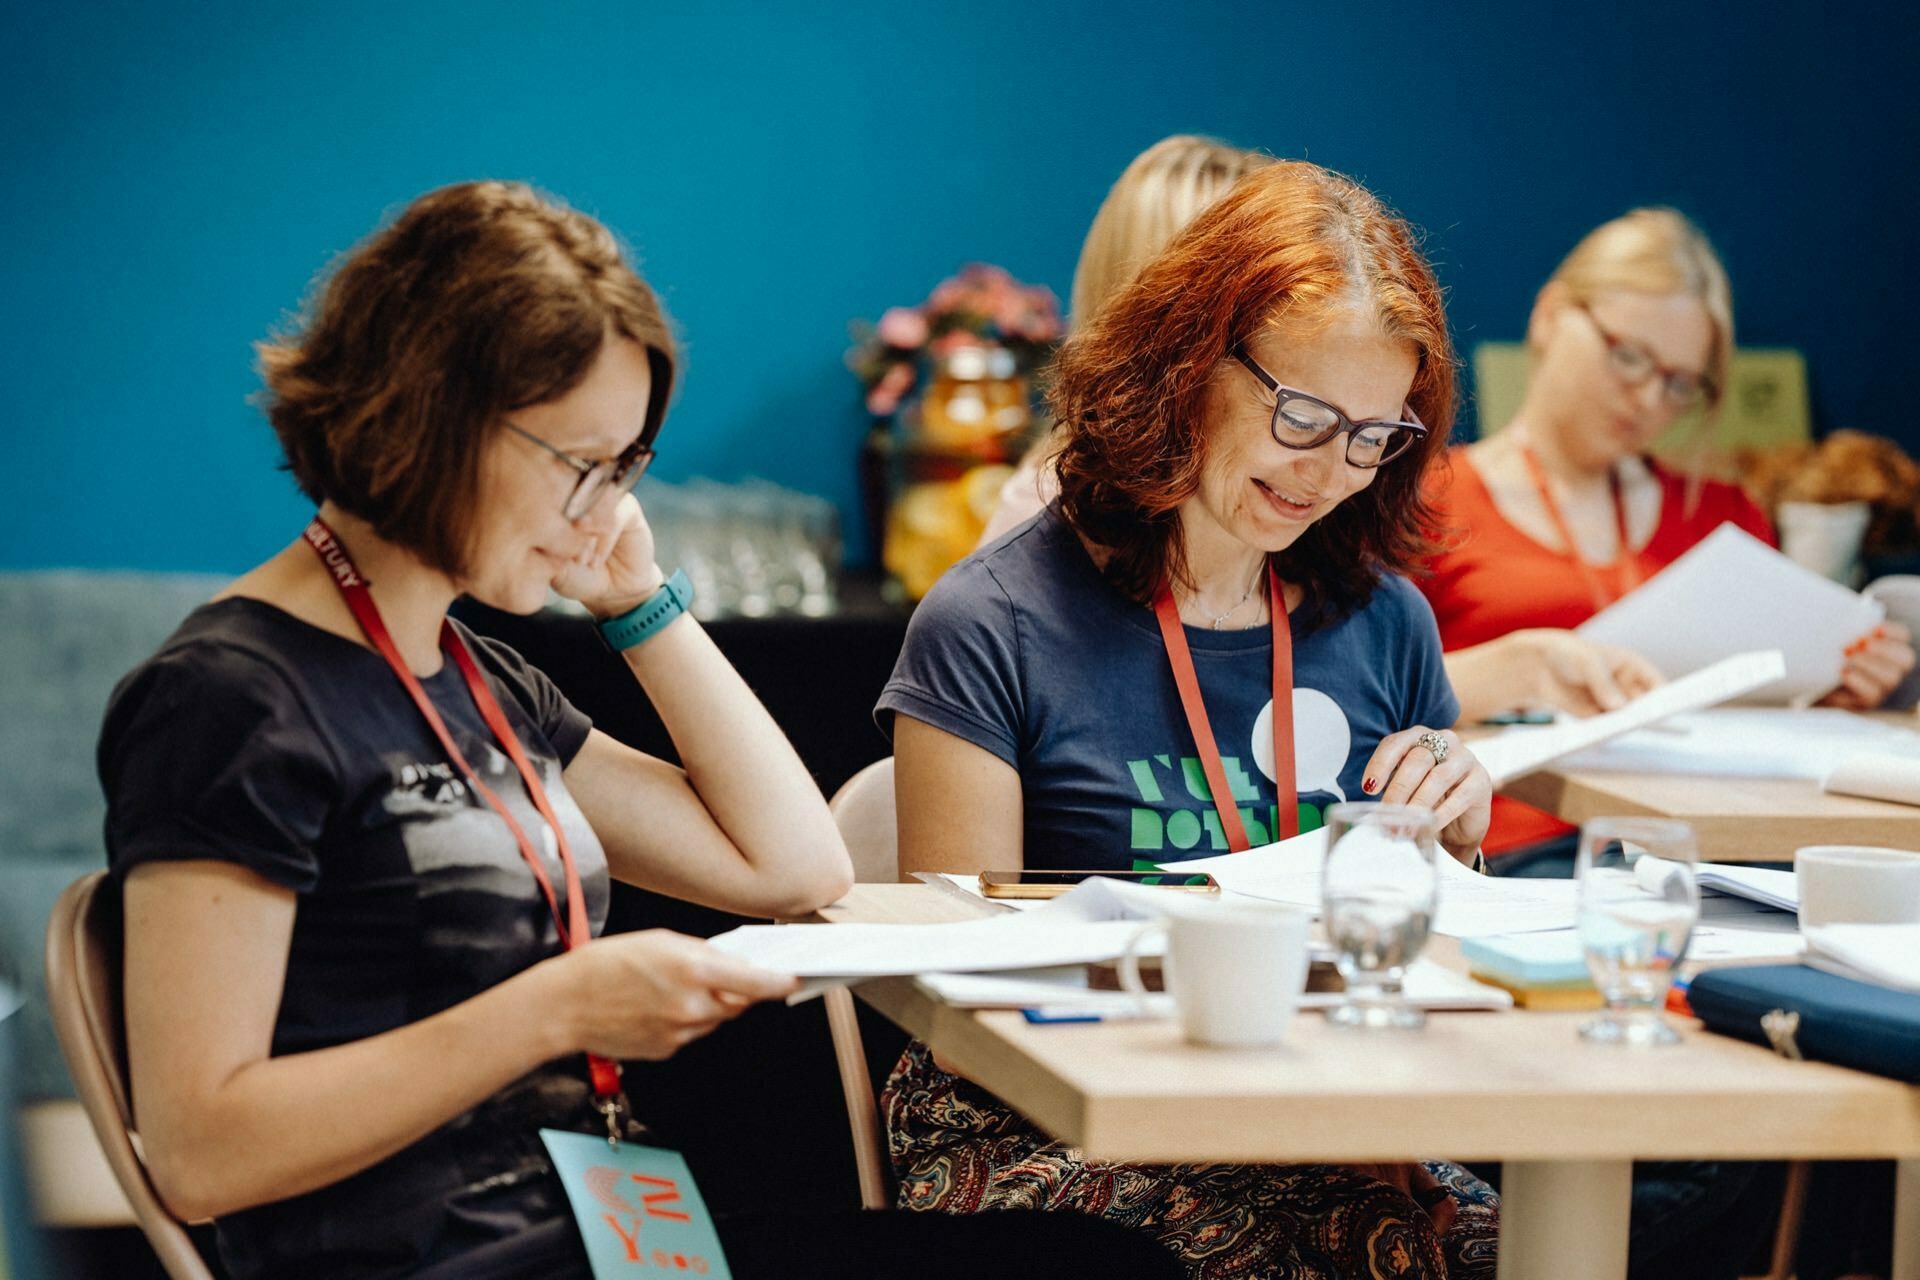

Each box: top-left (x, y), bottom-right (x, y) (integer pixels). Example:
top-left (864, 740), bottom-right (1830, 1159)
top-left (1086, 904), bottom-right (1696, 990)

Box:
top-left (1051, 159), bottom-right (1455, 620)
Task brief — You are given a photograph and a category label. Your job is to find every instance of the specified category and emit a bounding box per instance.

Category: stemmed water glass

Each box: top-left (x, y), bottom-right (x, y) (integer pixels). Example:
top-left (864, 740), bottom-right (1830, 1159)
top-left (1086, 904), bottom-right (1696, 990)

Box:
top-left (1576, 817), bottom-right (1699, 1046)
top-left (1321, 803), bottom-right (1439, 1029)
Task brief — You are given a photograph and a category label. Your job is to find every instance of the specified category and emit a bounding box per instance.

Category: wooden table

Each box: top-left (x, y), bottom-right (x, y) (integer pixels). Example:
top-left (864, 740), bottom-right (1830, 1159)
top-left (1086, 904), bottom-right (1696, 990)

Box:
top-left (1498, 767), bottom-right (1920, 861)
top-left (1472, 711), bottom-right (1920, 861)
top-left (819, 885), bottom-right (1920, 1280)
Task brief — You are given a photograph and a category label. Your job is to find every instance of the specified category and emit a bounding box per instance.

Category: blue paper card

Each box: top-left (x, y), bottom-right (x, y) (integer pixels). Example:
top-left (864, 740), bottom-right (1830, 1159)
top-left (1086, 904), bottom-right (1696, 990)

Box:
top-left (540, 1129), bottom-right (732, 1277)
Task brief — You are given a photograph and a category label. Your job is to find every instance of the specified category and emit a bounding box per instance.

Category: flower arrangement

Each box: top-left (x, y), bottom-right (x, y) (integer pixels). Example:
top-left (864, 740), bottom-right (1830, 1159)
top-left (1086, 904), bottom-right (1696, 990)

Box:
top-left (847, 263), bottom-right (1064, 418)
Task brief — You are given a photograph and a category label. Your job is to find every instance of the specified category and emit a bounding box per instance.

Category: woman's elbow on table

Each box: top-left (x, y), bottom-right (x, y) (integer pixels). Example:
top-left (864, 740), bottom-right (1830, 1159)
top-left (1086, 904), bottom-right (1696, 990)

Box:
top-left (763, 834), bottom-right (855, 915)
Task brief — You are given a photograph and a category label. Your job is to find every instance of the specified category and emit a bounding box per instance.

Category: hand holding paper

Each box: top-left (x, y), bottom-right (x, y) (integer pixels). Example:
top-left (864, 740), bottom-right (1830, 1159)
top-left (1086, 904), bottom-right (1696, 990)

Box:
top-left (1577, 524), bottom-right (1881, 703)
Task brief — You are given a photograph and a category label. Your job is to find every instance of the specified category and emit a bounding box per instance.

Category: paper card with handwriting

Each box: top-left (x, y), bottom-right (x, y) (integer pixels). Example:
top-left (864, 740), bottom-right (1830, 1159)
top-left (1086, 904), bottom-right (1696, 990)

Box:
top-left (540, 1129), bottom-right (732, 1277)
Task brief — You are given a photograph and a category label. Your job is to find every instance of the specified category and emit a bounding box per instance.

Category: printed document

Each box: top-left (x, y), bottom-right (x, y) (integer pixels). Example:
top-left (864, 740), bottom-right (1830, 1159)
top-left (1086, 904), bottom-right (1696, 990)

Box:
top-left (1471, 650), bottom-right (1785, 785)
top-left (1164, 828), bottom-right (1577, 938)
top-left (1577, 523), bottom-right (1881, 703)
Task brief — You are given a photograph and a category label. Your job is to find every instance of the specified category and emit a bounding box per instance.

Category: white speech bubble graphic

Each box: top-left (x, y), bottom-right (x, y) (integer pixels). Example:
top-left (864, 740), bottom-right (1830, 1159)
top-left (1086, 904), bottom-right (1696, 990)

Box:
top-left (1252, 688), bottom-right (1350, 802)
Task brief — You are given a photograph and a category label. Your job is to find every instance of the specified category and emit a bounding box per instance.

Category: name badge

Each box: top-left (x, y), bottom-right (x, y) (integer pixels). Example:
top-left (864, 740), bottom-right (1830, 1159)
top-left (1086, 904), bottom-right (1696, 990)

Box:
top-left (540, 1129), bottom-right (733, 1277)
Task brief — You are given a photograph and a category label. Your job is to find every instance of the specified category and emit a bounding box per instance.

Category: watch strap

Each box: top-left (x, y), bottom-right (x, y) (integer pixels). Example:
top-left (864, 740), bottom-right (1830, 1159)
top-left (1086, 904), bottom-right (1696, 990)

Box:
top-left (596, 569), bottom-right (694, 652)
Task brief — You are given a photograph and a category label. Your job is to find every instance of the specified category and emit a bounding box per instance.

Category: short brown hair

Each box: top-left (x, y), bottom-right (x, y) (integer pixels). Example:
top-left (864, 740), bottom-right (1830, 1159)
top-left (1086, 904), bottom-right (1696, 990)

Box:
top-left (258, 180), bottom-right (677, 575)
top-left (1052, 160), bottom-right (1455, 621)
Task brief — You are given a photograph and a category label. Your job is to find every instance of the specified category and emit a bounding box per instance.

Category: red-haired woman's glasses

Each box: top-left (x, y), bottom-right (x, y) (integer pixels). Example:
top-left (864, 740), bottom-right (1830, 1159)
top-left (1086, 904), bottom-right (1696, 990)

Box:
top-left (1231, 347), bottom-right (1427, 468)
top-left (503, 420), bottom-right (656, 521)
top-left (1575, 304), bottom-right (1714, 409)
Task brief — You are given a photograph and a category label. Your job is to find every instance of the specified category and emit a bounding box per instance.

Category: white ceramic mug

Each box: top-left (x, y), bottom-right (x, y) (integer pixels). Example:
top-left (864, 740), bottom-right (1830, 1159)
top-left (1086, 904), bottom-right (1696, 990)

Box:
top-left (1794, 845), bottom-right (1920, 928)
top-left (1778, 499), bottom-right (1872, 586)
top-left (1116, 905), bottom-right (1311, 1047)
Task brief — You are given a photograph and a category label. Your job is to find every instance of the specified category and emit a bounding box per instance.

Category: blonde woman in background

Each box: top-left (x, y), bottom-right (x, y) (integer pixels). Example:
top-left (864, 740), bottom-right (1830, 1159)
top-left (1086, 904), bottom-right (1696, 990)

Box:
top-left (1420, 206), bottom-right (1903, 1280)
top-left (975, 135), bottom-right (1275, 545)
top-left (1420, 209), bottom-right (1913, 862)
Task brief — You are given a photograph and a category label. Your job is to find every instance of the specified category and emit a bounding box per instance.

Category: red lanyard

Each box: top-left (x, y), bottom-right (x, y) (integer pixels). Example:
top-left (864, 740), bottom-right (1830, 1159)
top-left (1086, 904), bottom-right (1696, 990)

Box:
top-left (1520, 443), bottom-right (1641, 612)
top-left (1152, 565), bottom-right (1297, 850)
top-left (303, 518), bottom-right (624, 1109)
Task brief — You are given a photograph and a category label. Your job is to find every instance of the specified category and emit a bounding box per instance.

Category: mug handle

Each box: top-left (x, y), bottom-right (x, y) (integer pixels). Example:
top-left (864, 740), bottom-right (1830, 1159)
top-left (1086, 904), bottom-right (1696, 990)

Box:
top-left (1117, 921), bottom-right (1169, 1017)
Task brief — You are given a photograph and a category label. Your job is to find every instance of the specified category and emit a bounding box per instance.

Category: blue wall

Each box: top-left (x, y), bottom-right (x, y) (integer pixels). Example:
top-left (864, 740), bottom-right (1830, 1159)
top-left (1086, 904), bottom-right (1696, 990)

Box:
top-left (4, 0), bottom-right (1915, 572)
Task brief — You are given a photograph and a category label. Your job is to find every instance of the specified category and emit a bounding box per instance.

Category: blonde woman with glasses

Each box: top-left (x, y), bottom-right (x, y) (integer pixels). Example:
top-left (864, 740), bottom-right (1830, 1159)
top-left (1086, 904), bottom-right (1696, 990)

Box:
top-left (1418, 207), bottom-right (1905, 1280)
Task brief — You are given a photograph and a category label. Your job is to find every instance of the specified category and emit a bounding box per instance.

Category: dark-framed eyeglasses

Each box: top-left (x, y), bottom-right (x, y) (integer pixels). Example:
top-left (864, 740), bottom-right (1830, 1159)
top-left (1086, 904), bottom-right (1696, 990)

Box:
top-left (1574, 303), bottom-right (1714, 409)
top-left (503, 420), bottom-right (656, 521)
top-left (1230, 346), bottom-right (1428, 468)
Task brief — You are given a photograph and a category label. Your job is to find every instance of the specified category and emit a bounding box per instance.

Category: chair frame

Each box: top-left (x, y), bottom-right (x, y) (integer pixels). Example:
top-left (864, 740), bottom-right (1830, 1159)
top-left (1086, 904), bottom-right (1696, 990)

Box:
top-left (44, 871), bottom-right (216, 1280)
top-left (825, 759), bottom-right (899, 1210)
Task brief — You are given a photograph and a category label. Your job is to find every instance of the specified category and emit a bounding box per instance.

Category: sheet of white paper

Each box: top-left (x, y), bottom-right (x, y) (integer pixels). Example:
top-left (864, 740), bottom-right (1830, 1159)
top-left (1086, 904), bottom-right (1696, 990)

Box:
top-left (1163, 828), bottom-right (1577, 937)
top-left (1471, 650), bottom-right (1786, 785)
top-left (713, 876), bottom-right (1205, 980)
top-left (1576, 523), bottom-right (1882, 703)
top-left (914, 959), bottom-right (1510, 1014)
top-left (1684, 923), bottom-right (1806, 965)
top-left (1555, 708), bottom-right (1920, 781)
top-left (1803, 922), bottom-right (1920, 993)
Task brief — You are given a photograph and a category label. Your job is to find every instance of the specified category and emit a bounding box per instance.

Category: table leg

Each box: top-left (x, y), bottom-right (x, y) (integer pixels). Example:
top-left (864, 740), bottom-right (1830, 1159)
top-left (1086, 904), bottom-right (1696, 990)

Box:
top-left (1496, 1159), bottom-right (1632, 1280)
top-left (1895, 1159), bottom-right (1919, 1280)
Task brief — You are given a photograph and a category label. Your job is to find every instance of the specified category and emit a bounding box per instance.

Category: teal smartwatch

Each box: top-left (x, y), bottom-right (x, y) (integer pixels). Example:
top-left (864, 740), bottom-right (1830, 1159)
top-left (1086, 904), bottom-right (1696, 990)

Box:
top-left (595, 569), bottom-right (694, 652)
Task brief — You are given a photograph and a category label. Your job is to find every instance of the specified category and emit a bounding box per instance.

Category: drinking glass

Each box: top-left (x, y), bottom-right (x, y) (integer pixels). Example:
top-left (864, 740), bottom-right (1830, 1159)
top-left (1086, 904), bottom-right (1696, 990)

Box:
top-left (1321, 803), bottom-right (1439, 1029)
top-left (1576, 817), bottom-right (1699, 1046)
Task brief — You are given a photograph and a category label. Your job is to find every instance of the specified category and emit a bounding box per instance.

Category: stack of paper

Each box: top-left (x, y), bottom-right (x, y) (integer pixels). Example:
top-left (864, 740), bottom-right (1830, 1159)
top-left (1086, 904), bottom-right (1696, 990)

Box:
top-left (1577, 523), bottom-right (1882, 704)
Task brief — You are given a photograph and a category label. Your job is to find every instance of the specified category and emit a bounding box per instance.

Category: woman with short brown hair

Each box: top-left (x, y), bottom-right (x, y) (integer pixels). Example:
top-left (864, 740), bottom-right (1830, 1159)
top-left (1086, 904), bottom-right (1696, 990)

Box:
top-left (100, 181), bottom-right (1177, 1280)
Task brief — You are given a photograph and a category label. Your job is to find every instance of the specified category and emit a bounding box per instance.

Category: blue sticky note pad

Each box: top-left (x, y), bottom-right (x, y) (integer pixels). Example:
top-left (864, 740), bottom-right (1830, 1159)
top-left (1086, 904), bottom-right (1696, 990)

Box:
top-left (540, 1129), bottom-right (732, 1277)
top-left (1459, 932), bottom-right (1590, 985)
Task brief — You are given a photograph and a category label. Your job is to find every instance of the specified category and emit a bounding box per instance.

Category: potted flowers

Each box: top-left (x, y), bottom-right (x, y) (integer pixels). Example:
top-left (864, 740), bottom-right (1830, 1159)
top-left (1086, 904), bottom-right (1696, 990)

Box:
top-left (848, 264), bottom-right (1063, 600)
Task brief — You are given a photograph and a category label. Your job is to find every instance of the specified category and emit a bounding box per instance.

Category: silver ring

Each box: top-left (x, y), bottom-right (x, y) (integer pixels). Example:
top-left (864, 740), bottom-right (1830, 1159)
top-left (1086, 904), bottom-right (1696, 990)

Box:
top-left (1416, 730), bottom-right (1450, 764)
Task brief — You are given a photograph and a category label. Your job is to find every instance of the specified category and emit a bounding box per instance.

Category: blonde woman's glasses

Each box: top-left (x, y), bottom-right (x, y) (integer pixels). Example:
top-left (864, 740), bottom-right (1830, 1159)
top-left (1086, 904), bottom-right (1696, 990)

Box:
top-left (1576, 304), bottom-right (1715, 409)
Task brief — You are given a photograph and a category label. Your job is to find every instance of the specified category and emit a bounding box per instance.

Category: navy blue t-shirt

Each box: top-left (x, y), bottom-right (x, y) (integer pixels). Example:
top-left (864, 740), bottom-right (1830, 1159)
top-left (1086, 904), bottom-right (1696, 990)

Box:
top-left (877, 506), bottom-right (1460, 868)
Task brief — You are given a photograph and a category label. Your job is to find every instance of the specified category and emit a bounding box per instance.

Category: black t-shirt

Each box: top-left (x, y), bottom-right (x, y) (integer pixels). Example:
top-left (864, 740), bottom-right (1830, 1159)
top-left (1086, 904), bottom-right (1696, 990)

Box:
top-left (98, 598), bottom-right (609, 1280)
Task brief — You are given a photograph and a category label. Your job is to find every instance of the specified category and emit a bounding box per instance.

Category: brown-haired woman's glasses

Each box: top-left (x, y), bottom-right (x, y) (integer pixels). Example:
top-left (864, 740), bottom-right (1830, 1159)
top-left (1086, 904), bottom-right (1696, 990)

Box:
top-left (1575, 304), bottom-right (1714, 409)
top-left (1231, 347), bottom-right (1427, 468)
top-left (504, 420), bottom-right (656, 521)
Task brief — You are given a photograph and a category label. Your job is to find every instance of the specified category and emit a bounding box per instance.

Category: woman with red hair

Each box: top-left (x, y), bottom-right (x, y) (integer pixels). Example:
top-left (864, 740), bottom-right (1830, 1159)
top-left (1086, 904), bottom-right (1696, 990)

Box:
top-left (878, 161), bottom-right (1499, 1277)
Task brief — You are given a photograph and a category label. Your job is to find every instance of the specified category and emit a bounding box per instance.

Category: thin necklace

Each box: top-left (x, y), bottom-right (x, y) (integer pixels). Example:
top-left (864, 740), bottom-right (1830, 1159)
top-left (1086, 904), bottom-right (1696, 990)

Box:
top-left (1206, 564), bottom-right (1266, 629)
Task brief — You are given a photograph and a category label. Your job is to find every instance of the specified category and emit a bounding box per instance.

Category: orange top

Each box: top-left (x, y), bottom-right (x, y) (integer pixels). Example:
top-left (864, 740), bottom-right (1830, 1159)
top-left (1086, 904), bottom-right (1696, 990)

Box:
top-left (1419, 451), bottom-right (1776, 852)
top-left (1421, 451), bottom-right (1775, 650)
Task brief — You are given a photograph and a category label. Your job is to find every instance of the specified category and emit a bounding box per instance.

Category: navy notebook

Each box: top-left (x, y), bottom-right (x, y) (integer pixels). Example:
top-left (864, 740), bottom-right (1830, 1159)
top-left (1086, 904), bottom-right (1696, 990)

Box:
top-left (1688, 964), bottom-right (1920, 1084)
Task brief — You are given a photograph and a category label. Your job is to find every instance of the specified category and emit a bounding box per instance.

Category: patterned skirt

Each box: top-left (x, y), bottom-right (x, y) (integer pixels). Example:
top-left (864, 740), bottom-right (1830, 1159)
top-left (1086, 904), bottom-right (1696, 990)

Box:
top-left (883, 1042), bottom-right (1499, 1280)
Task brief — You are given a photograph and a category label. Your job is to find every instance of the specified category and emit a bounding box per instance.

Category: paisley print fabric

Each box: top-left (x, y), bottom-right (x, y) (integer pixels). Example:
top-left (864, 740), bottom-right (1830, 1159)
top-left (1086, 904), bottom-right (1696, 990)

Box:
top-left (883, 1042), bottom-right (1498, 1279)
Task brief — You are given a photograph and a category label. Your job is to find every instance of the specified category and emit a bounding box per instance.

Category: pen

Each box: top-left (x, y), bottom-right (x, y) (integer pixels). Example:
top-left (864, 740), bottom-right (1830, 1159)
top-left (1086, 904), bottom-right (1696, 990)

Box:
top-left (1022, 1006), bottom-right (1106, 1024)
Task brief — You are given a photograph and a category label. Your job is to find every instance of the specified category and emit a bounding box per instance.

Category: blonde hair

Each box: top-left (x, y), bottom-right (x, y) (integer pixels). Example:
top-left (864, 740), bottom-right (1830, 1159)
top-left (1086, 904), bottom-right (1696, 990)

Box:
top-left (1546, 207), bottom-right (1734, 410)
top-left (1068, 135), bottom-right (1275, 325)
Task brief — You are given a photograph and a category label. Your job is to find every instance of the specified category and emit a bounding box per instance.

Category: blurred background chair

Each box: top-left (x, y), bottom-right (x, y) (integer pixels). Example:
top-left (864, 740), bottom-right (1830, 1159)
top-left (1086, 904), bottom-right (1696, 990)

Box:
top-left (825, 758), bottom-right (901, 1210)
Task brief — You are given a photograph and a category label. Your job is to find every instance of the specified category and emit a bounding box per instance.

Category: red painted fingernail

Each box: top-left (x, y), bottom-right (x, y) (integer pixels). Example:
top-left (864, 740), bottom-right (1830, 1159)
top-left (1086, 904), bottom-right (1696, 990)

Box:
top-left (1875, 625), bottom-right (1887, 639)
top-left (1363, 777), bottom-right (1377, 793)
